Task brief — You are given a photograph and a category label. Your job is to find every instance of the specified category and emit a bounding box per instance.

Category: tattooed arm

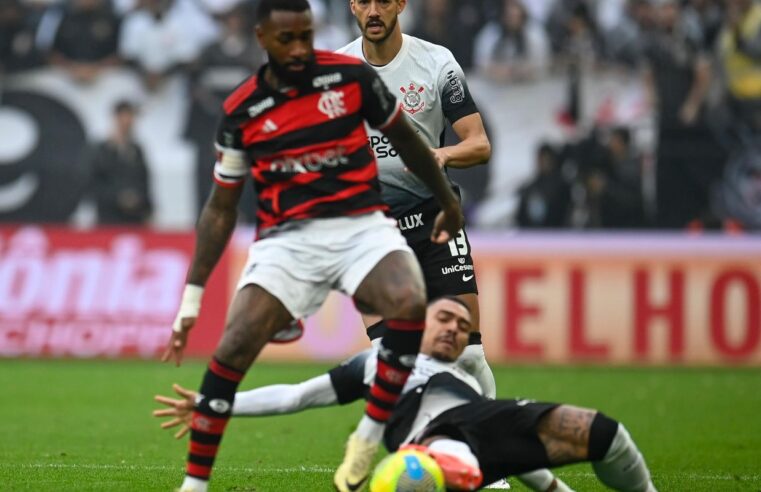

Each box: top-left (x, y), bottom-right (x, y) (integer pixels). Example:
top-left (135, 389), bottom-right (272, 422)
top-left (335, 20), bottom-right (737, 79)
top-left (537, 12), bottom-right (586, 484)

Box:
top-left (162, 184), bottom-right (243, 366)
top-left (536, 405), bottom-right (597, 464)
top-left (186, 185), bottom-right (243, 286)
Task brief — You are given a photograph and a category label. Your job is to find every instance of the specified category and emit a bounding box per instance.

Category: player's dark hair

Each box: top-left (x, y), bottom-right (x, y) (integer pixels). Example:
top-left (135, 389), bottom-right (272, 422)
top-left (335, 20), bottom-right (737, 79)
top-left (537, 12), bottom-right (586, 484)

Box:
top-left (256, 0), bottom-right (310, 23)
top-left (429, 295), bottom-right (471, 312)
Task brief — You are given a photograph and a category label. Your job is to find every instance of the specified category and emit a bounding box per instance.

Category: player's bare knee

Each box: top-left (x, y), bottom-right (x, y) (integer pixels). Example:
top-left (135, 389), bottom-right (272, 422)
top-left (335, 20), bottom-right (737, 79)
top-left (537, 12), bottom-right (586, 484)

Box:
top-left (229, 304), bottom-right (282, 339)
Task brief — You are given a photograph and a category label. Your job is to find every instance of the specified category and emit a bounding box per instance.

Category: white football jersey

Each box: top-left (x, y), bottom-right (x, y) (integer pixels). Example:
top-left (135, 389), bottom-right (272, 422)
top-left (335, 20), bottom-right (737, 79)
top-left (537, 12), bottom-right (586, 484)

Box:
top-left (337, 34), bottom-right (479, 216)
top-left (347, 346), bottom-right (483, 445)
top-left (360, 348), bottom-right (482, 396)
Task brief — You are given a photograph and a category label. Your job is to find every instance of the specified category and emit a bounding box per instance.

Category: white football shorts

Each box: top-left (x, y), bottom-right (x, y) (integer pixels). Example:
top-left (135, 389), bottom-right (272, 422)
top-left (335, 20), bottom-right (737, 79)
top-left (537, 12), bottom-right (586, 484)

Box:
top-left (236, 211), bottom-right (413, 320)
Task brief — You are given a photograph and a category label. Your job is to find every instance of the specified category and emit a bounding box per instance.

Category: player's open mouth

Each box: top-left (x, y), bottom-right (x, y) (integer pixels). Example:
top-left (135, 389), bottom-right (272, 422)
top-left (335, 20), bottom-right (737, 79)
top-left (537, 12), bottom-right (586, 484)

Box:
top-left (366, 21), bottom-right (384, 33)
top-left (287, 63), bottom-right (306, 71)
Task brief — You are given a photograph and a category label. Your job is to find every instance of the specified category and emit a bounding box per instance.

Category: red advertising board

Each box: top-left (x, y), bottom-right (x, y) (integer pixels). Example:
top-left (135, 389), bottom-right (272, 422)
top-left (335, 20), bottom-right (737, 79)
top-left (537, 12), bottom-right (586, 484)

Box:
top-left (0, 226), bottom-right (228, 358)
top-left (2, 227), bottom-right (760, 366)
top-left (472, 233), bottom-right (761, 365)
top-left (242, 231), bottom-right (761, 366)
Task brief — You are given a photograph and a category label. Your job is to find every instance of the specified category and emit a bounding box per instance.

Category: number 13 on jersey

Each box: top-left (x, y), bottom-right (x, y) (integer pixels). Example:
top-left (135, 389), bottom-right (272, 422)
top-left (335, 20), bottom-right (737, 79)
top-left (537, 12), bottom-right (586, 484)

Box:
top-left (447, 230), bottom-right (468, 256)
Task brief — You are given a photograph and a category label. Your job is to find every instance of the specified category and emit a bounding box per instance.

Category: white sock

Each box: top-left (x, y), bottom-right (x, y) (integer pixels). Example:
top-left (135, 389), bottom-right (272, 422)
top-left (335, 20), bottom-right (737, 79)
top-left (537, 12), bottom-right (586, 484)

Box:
top-left (428, 438), bottom-right (480, 469)
top-left (520, 469), bottom-right (574, 491)
top-left (457, 343), bottom-right (497, 399)
top-left (355, 415), bottom-right (385, 442)
top-left (517, 469), bottom-right (555, 491)
top-left (179, 475), bottom-right (208, 492)
top-left (592, 425), bottom-right (657, 492)
top-left (550, 476), bottom-right (574, 492)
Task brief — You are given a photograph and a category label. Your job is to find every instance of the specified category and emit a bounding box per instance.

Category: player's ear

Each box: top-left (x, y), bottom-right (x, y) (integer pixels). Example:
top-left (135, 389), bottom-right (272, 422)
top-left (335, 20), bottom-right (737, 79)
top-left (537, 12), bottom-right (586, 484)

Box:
top-left (397, 0), bottom-right (406, 14)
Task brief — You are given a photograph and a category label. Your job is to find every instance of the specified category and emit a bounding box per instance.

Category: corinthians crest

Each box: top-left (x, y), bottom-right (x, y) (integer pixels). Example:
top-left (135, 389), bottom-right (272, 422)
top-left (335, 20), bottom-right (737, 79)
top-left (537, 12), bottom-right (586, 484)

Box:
top-left (399, 82), bottom-right (426, 115)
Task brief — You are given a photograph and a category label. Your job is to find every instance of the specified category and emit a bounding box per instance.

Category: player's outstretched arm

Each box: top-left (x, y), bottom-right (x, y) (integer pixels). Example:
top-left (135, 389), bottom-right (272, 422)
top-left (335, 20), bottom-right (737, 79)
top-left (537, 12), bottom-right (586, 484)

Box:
top-left (382, 116), bottom-right (463, 243)
top-left (232, 374), bottom-right (339, 416)
top-left (153, 376), bottom-right (340, 438)
top-left (162, 184), bottom-right (243, 366)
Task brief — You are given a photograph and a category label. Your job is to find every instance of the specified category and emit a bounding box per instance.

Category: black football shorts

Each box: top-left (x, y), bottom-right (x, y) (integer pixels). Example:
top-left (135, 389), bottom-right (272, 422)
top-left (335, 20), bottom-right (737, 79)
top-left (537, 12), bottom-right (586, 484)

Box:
top-left (396, 197), bottom-right (478, 300)
top-left (416, 399), bottom-right (559, 484)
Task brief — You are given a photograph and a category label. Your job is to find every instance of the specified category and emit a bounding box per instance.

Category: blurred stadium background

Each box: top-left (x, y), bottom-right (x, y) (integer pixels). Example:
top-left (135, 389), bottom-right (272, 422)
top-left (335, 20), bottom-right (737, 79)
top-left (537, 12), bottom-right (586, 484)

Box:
top-left (1, 0), bottom-right (760, 490)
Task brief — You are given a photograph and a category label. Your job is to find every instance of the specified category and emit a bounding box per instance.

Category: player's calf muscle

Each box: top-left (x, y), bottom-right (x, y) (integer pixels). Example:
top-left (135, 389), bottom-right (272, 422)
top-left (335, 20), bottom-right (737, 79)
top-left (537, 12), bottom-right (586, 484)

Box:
top-left (537, 405), bottom-right (596, 464)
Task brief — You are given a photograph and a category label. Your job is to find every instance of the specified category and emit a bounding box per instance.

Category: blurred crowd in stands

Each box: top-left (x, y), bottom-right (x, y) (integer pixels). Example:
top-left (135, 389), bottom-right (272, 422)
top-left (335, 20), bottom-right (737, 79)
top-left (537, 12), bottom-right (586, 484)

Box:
top-left (2, 0), bottom-right (761, 231)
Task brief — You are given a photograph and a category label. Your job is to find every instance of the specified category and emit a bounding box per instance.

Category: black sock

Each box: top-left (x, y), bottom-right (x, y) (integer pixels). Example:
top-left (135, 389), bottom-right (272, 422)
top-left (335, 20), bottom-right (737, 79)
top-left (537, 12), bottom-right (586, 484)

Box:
top-left (588, 412), bottom-right (619, 461)
top-left (186, 358), bottom-right (244, 479)
top-left (365, 319), bottom-right (423, 422)
top-left (366, 320), bottom-right (387, 341)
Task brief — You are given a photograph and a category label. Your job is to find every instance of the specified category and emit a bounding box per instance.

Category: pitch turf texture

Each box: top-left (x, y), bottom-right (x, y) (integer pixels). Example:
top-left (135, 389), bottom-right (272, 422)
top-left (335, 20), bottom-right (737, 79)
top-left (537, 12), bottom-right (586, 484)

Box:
top-left (1, 360), bottom-right (759, 491)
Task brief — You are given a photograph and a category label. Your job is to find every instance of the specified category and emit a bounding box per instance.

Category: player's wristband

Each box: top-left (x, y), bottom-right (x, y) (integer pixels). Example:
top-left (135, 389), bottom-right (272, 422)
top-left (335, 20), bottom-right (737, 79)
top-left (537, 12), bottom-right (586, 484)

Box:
top-left (172, 284), bottom-right (204, 333)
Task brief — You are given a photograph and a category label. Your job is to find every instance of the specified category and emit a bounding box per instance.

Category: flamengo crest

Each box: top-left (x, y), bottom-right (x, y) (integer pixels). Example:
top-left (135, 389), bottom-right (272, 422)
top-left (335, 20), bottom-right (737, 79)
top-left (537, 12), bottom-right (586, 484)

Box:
top-left (400, 82), bottom-right (425, 115)
top-left (318, 90), bottom-right (347, 119)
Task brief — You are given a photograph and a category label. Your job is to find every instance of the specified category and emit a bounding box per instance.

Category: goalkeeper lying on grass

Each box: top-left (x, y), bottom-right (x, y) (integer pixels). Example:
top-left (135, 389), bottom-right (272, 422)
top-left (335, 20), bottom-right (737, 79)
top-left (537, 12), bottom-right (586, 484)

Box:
top-left (154, 297), bottom-right (656, 492)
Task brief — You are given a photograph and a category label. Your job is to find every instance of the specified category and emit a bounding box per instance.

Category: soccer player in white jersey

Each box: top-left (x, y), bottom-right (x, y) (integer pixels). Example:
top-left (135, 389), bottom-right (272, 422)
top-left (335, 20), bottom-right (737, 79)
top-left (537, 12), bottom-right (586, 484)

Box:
top-left (155, 297), bottom-right (657, 492)
top-left (333, 0), bottom-right (499, 489)
top-left (337, 0), bottom-right (494, 393)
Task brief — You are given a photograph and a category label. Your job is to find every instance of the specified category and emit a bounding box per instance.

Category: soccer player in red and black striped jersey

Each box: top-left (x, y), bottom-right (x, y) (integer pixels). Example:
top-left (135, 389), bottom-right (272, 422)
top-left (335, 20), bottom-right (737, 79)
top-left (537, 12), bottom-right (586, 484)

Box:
top-left (161, 1), bottom-right (463, 491)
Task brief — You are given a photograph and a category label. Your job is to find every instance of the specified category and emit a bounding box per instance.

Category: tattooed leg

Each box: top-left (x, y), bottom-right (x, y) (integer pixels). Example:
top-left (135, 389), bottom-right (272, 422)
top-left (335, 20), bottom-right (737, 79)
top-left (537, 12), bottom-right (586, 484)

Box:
top-left (536, 407), bottom-right (656, 491)
top-left (535, 405), bottom-right (596, 465)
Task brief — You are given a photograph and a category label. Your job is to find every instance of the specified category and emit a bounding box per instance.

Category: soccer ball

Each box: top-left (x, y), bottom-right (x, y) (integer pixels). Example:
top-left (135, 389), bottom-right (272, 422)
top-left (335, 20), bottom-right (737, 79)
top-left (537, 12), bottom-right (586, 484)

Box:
top-left (369, 448), bottom-right (445, 492)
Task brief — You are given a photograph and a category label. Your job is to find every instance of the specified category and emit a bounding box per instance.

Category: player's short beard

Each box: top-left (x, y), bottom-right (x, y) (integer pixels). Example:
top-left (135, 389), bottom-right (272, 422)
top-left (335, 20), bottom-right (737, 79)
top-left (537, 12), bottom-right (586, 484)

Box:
top-left (268, 54), bottom-right (316, 87)
top-left (359, 14), bottom-right (398, 44)
top-left (430, 349), bottom-right (456, 363)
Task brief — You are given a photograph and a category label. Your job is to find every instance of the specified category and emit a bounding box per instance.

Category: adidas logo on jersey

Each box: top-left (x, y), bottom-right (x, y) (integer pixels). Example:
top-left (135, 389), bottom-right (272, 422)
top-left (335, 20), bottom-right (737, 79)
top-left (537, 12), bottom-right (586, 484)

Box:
top-left (262, 119), bottom-right (278, 133)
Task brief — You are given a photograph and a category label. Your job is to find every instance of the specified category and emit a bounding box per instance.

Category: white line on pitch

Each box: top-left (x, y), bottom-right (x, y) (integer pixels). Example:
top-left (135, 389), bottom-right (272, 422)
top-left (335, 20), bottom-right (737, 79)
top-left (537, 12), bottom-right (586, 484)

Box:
top-left (0, 463), bottom-right (334, 473)
top-left (3, 464), bottom-right (760, 482)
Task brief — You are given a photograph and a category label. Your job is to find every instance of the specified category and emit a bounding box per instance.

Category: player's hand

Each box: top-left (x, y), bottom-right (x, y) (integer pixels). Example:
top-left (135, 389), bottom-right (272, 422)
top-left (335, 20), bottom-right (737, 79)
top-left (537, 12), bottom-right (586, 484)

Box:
top-left (431, 204), bottom-right (464, 244)
top-left (161, 317), bottom-right (195, 367)
top-left (431, 147), bottom-right (449, 169)
top-left (403, 148), bottom-right (449, 173)
top-left (163, 285), bottom-right (204, 366)
top-left (153, 383), bottom-right (197, 439)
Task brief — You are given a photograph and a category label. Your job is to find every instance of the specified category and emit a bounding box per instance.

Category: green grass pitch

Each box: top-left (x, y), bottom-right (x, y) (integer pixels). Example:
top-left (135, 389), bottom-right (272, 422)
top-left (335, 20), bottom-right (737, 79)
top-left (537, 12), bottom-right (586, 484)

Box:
top-left (0, 359), bottom-right (759, 491)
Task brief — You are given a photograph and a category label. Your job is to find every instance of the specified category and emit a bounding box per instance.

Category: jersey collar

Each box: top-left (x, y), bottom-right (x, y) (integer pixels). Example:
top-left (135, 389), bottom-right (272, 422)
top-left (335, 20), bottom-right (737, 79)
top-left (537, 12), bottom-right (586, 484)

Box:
top-left (362, 33), bottom-right (411, 73)
top-left (256, 63), bottom-right (300, 98)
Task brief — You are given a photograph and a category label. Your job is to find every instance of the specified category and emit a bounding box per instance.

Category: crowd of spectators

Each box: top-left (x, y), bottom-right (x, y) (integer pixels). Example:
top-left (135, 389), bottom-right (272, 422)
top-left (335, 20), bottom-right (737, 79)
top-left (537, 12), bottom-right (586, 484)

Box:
top-left (0, 0), bottom-right (353, 83)
top-left (1, 0), bottom-right (760, 231)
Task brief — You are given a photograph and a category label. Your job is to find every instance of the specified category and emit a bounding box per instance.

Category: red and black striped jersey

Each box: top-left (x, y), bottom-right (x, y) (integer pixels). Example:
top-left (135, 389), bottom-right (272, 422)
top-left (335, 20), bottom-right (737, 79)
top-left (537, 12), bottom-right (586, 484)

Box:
top-left (214, 50), bottom-right (402, 235)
